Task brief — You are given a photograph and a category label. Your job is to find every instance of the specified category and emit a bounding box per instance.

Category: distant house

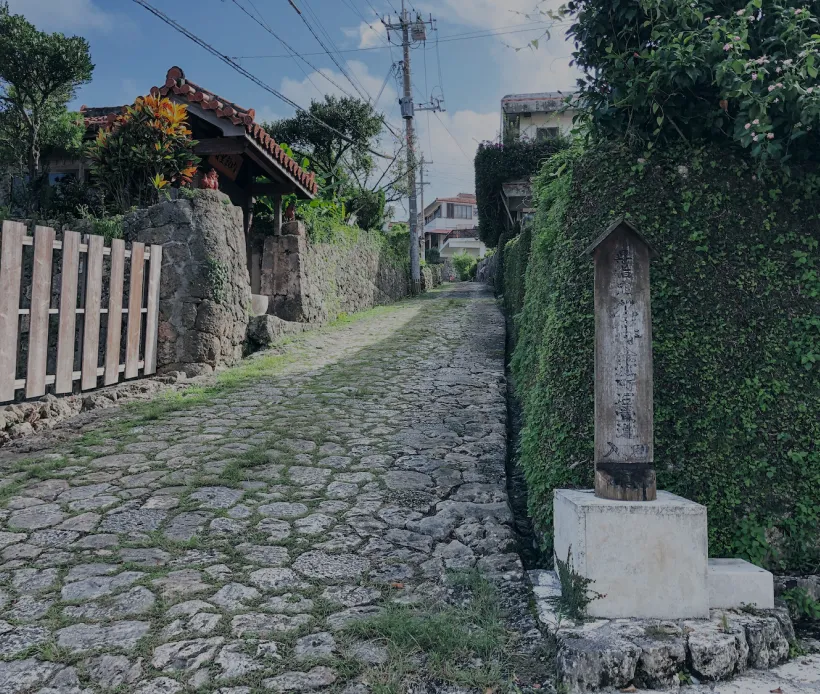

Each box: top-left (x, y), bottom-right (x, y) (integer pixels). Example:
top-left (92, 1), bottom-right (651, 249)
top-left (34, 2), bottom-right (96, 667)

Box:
top-left (501, 92), bottom-right (577, 143)
top-left (439, 227), bottom-right (486, 259)
top-left (422, 193), bottom-right (485, 258)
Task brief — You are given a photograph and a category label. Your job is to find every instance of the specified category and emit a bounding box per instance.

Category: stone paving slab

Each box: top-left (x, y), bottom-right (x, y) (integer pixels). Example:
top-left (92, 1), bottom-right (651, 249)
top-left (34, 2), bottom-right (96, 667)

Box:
top-left (0, 284), bottom-right (546, 693)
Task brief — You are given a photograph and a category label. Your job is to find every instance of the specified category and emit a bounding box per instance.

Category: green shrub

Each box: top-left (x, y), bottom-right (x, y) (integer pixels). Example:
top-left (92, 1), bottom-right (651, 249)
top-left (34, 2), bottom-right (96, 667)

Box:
top-left (452, 252), bottom-right (477, 281)
top-left (782, 588), bottom-right (820, 622)
top-left (77, 206), bottom-right (123, 242)
top-left (568, 0), bottom-right (820, 167)
top-left (426, 247), bottom-right (441, 264)
top-left (510, 142), bottom-right (820, 573)
top-left (86, 94), bottom-right (199, 212)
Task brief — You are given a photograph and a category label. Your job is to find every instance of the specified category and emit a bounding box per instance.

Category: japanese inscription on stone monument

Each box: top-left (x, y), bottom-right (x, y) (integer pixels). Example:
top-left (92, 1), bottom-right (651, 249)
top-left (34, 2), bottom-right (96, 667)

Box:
top-left (585, 218), bottom-right (657, 501)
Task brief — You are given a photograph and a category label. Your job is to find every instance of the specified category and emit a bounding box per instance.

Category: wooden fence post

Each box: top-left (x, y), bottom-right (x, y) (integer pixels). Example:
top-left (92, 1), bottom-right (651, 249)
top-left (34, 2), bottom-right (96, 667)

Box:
top-left (0, 221), bottom-right (24, 402)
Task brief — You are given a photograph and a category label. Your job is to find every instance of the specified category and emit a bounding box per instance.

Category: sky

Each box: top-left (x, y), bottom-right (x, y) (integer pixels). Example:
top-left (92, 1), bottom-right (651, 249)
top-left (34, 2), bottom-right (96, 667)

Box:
top-left (10, 0), bottom-right (580, 218)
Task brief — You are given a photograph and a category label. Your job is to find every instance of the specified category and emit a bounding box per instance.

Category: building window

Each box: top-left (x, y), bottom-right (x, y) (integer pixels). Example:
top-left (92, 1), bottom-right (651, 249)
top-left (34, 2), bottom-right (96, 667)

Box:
top-left (444, 203), bottom-right (472, 219)
top-left (537, 127), bottom-right (560, 141)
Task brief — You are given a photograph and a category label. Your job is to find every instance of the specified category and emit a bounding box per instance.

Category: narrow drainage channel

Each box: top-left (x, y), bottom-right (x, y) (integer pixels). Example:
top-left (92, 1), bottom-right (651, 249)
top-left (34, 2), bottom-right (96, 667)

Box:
top-left (502, 310), bottom-right (547, 571)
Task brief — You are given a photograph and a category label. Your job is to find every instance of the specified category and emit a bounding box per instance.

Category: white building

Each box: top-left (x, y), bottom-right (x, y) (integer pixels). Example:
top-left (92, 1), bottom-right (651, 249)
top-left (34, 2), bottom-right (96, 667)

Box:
top-left (422, 193), bottom-right (487, 259)
top-left (501, 92), bottom-right (577, 142)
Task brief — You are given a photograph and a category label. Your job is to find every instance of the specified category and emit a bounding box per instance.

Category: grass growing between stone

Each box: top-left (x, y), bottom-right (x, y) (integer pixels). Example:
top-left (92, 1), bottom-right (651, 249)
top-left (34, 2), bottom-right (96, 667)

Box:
top-left (104, 299), bottom-right (419, 429)
top-left (345, 571), bottom-right (514, 692)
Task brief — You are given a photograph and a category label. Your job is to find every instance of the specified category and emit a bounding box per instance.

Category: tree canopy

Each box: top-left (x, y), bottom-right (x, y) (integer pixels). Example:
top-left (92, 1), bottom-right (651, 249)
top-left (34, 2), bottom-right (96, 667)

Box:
top-left (0, 2), bottom-right (93, 178)
top-left (264, 95), bottom-right (407, 230)
top-left (265, 95), bottom-right (384, 198)
top-left (567, 0), bottom-right (820, 167)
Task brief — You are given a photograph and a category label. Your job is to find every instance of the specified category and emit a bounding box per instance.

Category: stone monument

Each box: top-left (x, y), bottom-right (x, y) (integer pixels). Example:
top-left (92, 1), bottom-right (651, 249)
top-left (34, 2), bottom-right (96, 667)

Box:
top-left (588, 218), bottom-right (656, 502)
top-left (553, 218), bottom-right (774, 619)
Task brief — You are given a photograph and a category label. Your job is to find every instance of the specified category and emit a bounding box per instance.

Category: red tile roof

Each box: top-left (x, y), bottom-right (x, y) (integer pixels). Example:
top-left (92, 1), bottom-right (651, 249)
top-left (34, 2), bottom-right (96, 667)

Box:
top-left (81, 67), bottom-right (317, 196)
top-left (154, 67), bottom-right (316, 196)
top-left (80, 105), bottom-right (123, 130)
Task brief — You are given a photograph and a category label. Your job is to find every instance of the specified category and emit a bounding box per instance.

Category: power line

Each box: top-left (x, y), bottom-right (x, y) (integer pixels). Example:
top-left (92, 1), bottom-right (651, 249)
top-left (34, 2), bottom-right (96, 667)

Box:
top-left (340, 0), bottom-right (388, 48)
top-left (229, 0), bottom-right (356, 102)
top-left (230, 0), bottom-right (401, 143)
top-left (130, 0), bottom-right (393, 159)
top-left (361, 0), bottom-right (383, 21)
top-left (286, 0), bottom-right (372, 102)
top-left (433, 111), bottom-right (471, 162)
top-left (303, 0), bottom-right (370, 98)
top-left (435, 23), bottom-right (445, 106)
top-left (373, 63), bottom-right (396, 108)
top-left (231, 22), bottom-right (565, 59)
top-left (424, 35), bottom-right (432, 157)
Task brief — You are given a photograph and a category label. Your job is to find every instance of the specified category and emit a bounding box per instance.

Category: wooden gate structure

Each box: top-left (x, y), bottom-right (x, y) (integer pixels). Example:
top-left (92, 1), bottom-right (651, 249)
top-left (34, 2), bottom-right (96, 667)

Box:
top-left (0, 221), bottom-right (163, 403)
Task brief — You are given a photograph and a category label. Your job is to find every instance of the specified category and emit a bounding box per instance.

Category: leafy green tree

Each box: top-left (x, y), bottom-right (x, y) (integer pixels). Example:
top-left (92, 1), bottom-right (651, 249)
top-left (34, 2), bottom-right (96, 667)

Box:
top-left (265, 95), bottom-right (404, 207)
top-left (346, 187), bottom-right (386, 230)
top-left (0, 2), bottom-right (93, 178)
top-left (566, 0), bottom-right (820, 166)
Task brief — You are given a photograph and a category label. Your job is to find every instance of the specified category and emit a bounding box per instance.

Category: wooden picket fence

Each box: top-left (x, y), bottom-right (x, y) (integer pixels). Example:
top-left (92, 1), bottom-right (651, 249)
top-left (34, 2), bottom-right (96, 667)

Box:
top-left (0, 220), bottom-right (163, 403)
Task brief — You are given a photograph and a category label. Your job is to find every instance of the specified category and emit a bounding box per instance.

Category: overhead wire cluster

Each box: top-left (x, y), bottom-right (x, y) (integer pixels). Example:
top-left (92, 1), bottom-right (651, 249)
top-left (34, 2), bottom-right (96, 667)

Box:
top-left (130, 0), bottom-right (393, 159)
top-left (131, 0), bottom-right (558, 200)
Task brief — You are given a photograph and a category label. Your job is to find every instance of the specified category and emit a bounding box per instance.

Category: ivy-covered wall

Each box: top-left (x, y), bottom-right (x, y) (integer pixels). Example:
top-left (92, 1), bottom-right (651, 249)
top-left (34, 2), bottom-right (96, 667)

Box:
top-left (507, 143), bottom-right (820, 573)
top-left (501, 222), bottom-right (532, 321)
top-left (475, 140), bottom-right (565, 248)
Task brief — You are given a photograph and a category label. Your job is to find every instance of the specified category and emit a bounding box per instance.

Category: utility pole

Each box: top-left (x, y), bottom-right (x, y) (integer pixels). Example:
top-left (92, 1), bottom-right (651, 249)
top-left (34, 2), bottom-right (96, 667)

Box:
top-left (418, 156), bottom-right (431, 259)
top-left (384, 3), bottom-right (442, 294)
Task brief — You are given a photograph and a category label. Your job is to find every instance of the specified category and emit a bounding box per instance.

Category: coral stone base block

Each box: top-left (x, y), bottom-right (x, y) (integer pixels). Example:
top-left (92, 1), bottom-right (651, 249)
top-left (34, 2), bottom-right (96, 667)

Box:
top-left (553, 489), bottom-right (709, 619)
top-left (708, 558), bottom-right (775, 610)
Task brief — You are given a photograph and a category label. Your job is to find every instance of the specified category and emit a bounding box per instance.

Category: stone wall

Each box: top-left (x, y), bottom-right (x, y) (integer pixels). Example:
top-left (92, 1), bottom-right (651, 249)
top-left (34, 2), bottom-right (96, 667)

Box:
top-left (123, 190), bottom-right (252, 376)
top-left (262, 222), bottom-right (413, 325)
top-left (477, 252), bottom-right (498, 287)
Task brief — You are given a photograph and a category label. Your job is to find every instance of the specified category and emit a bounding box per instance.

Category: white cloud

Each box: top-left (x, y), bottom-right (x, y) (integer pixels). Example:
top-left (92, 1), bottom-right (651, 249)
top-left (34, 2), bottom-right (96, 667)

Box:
top-left (429, 0), bottom-right (580, 93)
top-left (6, 0), bottom-right (114, 33)
top-left (342, 21), bottom-right (387, 49)
top-left (255, 105), bottom-right (284, 126)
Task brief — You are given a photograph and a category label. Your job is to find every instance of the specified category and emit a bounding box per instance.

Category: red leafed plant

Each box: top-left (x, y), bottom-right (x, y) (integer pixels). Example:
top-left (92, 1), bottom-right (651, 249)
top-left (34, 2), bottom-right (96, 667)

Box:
top-left (87, 94), bottom-right (199, 212)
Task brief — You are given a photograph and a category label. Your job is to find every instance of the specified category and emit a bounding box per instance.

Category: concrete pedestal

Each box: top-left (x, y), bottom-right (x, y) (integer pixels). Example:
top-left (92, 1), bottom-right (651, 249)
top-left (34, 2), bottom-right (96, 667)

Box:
top-left (554, 489), bottom-right (710, 619)
top-left (708, 558), bottom-right (774, 609)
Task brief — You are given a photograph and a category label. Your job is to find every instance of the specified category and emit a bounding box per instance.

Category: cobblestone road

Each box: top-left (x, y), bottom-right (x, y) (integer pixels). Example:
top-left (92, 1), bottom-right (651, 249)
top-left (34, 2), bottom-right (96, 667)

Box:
top-left (0, 284), bottom-right (548, 694)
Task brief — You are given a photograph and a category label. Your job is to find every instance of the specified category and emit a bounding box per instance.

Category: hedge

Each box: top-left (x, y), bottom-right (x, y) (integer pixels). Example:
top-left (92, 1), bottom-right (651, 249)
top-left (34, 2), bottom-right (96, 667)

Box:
top-left (475, 139), bottom-right (565, 248)
top-left (508, 142), bottom-right (820, 573)
top-left (501, 221), bottom-right (532, 321)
